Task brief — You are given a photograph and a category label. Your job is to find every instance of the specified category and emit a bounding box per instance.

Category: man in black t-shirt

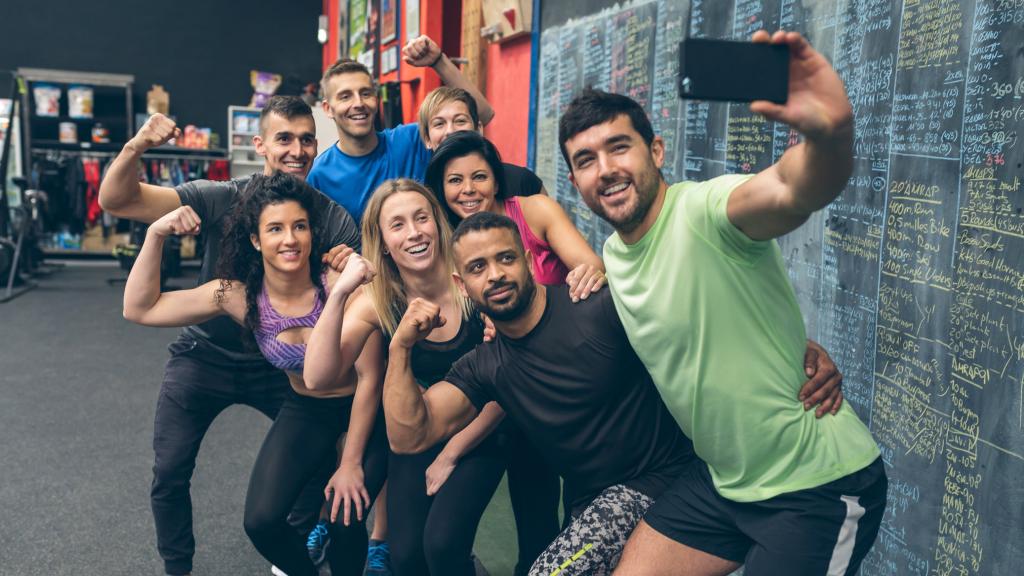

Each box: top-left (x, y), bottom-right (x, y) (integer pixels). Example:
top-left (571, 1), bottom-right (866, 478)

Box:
top-left (98, 96), bottom-right (359, 576)
top-left (382, 211), bottom-right (693, 575)
top-left (418, 85), bottom-right (566, 576)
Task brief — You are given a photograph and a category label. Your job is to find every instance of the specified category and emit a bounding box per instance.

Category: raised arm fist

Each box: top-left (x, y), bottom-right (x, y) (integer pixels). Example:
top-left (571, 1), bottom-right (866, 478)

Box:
top-left (150, 206), bottom-right (201, 238)
top-left (128, 113), bottom-right (181, 154)
top-left (323, 243), bottom-right (356, 273)
top-left (402, 35), bottom-right (443, 68)
top-left (392, 298), bottom-right (446, 349)
top-left (335, 253), bottom-right (376, 295)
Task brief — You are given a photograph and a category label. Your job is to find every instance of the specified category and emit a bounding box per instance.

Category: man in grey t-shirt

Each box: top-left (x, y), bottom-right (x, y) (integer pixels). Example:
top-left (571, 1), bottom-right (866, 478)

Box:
top-left (98, 96), bottom-right (358, 576)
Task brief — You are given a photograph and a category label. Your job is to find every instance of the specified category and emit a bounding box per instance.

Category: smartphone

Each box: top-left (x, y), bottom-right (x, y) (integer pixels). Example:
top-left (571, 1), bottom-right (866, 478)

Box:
top-left (678, 38), bottom-right (789, 104)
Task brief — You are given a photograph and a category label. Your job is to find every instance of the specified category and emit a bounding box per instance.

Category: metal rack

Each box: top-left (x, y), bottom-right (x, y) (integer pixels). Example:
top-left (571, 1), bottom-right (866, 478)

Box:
top-left (1, 71), bottom-right (36, 302)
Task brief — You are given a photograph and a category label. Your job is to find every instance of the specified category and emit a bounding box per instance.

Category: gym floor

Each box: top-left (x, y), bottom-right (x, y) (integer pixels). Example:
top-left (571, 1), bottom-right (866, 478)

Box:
top-left (0, 262), bottom-right (518, 575)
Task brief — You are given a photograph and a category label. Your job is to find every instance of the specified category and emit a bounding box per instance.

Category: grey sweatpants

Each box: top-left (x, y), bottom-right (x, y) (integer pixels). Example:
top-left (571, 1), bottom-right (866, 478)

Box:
top-left (529, 484), bottom-right (654, 576)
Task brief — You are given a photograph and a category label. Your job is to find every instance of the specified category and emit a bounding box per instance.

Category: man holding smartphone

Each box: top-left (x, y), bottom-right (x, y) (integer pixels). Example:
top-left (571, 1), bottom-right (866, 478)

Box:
top-left (559, 31), bottom-right (886, 575)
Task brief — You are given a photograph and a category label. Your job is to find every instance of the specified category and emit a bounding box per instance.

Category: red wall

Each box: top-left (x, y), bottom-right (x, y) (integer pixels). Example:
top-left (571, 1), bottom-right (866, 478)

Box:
top-left (323, 0), bottom-right (535, 166)
top-left (483, 35), bottom-right (532, 166)
top-left (323, 0), bottom-right (337, 68)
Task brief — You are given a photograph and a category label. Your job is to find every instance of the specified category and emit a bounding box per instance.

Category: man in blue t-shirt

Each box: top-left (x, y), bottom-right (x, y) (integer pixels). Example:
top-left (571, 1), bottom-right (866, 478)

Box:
top-left (308, 36), bottom-right (494, 224)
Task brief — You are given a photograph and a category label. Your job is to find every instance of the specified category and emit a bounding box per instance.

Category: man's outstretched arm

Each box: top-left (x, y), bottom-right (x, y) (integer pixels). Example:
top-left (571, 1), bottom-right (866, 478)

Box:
top-left (728, 30), bottom-right (854, 241)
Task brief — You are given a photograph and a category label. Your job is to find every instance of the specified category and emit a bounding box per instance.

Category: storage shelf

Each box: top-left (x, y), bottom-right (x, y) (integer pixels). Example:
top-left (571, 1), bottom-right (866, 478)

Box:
top-left (228, 105), bottom-right (262, 178)
top-left (32, 140), bottom-right (124, 152)
top-left (31, 115), bottom-right (127, 122)
top-left (18, 68), bottom-right (136, 260)
top-left (43, 248), bottom-right (116, 257)
top-left (17, 68), bottom-right (134, 87)
top-left (32, 143), bottom-right (228, 158)
top-left (148, 145), bottom-right (228, 157)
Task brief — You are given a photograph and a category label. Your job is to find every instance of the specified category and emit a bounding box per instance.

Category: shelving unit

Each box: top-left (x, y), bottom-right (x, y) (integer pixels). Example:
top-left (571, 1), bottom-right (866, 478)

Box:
top-left (30, 140), bottom-right (125, 153)
top-left (16, 69), bottom-right (228, 259)
top-left (17, 68), bottom-right (134, 162)
top-left (227, 105), bottom-right (262, 178)
top-left (16, 69), bottom-right (135, 256)
top-left (146, 144), bottom-right (229, 160)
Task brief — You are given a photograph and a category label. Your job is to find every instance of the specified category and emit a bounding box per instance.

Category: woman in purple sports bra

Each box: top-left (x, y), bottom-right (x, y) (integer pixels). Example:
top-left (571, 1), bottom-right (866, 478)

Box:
top-left (424, 130), bottom-right (606, 300)
top-left (123, 172), bottom-right (387, 576)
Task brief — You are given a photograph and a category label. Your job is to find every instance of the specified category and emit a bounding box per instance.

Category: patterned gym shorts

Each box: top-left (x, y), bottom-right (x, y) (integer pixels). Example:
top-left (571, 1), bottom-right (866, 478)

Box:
top-left (529, 484), bottom-right (654, 576)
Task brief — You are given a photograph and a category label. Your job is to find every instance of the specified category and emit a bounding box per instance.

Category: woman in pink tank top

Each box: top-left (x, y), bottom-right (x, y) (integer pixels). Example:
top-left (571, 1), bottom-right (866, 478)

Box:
top-left (425, 131), bottom-right (606, 300)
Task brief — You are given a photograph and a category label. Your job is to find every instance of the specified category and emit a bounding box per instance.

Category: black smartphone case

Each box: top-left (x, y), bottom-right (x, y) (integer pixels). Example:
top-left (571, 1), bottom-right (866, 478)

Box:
top-left (679, 38), bottom-right (789, 104)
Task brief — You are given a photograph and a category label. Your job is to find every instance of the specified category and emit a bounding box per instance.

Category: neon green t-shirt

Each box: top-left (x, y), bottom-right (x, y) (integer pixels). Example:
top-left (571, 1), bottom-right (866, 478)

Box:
top-left (603, 175), bottom-right (880, 502)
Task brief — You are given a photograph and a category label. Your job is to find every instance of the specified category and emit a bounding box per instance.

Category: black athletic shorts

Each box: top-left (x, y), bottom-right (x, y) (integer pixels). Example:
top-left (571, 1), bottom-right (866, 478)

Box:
top-left (645, 457), bottom-right (887, 575)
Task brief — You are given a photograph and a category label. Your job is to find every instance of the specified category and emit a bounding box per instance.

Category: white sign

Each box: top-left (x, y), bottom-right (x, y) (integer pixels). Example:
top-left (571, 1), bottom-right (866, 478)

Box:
top-left (358, 49), bottom-right (376, 75)
top-left (381, 45), bottom-right (400, 74)
top-left (405, 0), bottom-right (420, 42)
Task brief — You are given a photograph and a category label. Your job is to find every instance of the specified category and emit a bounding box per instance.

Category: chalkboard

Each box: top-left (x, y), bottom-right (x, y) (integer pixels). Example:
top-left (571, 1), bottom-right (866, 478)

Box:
top-left (534, 1), bottom-right (1024, 574)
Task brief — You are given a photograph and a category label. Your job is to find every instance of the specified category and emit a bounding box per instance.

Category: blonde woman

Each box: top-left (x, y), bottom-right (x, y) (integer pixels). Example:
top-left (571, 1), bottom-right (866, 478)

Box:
top-left (305, 179), bottom-right (506, 575)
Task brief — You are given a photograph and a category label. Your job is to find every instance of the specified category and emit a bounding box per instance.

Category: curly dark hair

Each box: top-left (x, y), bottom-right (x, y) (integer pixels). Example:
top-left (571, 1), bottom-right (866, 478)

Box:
top-left (215, 171), bottom-right (326, 336)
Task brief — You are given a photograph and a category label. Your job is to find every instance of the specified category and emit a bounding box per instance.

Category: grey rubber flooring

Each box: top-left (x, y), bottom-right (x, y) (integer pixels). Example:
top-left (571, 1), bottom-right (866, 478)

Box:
top-left (0, 263), bottom-right (518, 575)
top-left (1, 263), bottom-right (275, 574)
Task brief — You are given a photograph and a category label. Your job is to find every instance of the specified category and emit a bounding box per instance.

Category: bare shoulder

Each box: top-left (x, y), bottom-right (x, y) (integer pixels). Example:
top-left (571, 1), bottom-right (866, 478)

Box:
top-left (519, 193), bottom-right (560, 212)
top-left (517, 194), bottom-right (566, 234)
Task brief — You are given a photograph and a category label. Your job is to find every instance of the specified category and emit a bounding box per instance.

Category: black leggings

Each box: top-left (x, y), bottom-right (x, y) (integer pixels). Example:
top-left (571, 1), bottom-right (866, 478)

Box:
top-left (505, 424), bottom-right (563, 575)
top-left (244, 390), bottom-right (388, 576)
top-left (387, 436), bottom-right (506, 576)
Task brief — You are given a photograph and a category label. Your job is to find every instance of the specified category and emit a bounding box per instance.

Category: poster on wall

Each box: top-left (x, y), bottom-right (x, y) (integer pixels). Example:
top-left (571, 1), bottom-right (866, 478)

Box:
top-left (348, 0), bottom-right (368, 58)
top-left (367, 0), bottom-right (380, 51)
top-left (365, 0), bottom-right (380, 74)
top-left (381, 45), bottom-right (400, 74)
top-left (358, 50), bottom-right (376, 76)
top-left (381, 0), bottom-right (397, 44)
top-left (337, 0), bottom-right (349, 59)
top-left (406, 0), bottom-right (420, 41)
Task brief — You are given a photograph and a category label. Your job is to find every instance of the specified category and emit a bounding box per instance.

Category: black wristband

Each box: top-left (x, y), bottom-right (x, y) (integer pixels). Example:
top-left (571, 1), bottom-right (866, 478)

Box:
top-left (429, 51), bottom-right (444, 68)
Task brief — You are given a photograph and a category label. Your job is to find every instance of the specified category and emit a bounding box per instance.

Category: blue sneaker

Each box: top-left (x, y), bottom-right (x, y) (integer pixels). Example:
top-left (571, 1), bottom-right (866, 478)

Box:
top-left (365, 539), bottom-right (392, 575)
top-left (307, 520), bottom-right (331, 567)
